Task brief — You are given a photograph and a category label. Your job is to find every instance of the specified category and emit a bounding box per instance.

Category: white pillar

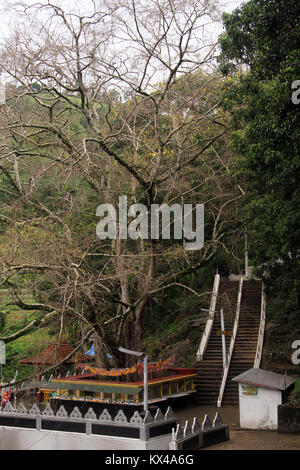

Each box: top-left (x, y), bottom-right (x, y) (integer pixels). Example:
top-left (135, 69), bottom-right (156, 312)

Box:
top-left (143, 356), bottom-right (148, 412)
top-left (220, 309), bottom-right (227, 369)
top-left (245, 231), bottom-right (249, 278)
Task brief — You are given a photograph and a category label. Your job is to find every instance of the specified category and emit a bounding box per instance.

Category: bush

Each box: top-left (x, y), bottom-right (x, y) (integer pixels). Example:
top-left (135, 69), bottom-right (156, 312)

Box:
top-left (291, 379), bottom-right (300, 406)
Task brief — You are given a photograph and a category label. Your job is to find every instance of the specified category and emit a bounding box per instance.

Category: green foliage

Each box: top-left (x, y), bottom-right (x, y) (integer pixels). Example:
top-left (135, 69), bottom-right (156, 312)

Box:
top-left (218, 0), bottom-right (300, 79)
top-left (0, 310), bottom-right (5, 332)
top-left (0, 289), bottom-right (55, 382)
top-left (218, 0), bottom-right (300, 320)
top-left (143, 277), bottom-right (211, 364)
top-left (291, 379), bottom-right (300, 406)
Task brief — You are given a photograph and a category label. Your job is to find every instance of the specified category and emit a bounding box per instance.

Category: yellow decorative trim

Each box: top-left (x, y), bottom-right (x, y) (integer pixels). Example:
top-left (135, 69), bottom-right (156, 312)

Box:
top-left (51, 373), bottom-right (196, 388)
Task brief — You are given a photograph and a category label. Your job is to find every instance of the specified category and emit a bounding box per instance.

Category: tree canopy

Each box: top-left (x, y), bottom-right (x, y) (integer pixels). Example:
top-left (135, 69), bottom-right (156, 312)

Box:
top-left (0, 0), bottom-right (243, 371)
top-left (218, 0), bottom-right (300, 315)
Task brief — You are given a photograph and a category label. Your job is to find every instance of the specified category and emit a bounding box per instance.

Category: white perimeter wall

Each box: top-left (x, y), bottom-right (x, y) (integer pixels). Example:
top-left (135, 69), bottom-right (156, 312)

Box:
top-left (239, 383), bottom-right (282, 430)
top-left (0, 427), bottom-right (172, 450)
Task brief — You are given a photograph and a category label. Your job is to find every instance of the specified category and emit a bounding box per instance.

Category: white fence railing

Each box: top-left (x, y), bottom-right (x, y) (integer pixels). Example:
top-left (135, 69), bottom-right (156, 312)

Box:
top-left (217, 277), bottom-right (244, 408)
top-left (217, 279), bottom-right (266, 406)
top-left (254, 285), bottom-right (266, 369)
top-left (197, 274), bottom-right (220, 362)
top-left (169, 412), bottom-right (229, 450)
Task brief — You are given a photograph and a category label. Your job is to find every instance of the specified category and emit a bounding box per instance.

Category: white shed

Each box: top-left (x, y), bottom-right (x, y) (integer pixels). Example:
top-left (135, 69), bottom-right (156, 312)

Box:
top-left (232, 368), bottom-right (296, 430)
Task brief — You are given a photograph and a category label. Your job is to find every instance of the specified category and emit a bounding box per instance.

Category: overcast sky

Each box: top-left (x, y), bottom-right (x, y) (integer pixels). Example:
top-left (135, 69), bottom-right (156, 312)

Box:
top-left (0, 0), bottom-right (246, 41)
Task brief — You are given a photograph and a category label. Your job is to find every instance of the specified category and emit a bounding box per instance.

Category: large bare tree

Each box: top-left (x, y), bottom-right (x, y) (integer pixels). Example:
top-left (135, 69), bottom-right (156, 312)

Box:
top-left (0, 0), bottom-right (243, 368)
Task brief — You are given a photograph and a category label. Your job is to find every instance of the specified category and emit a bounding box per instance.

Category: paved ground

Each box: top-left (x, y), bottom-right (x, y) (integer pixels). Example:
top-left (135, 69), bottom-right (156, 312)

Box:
top-left (202, 429), bottom-right (300, 450)
top-left (173, 402), bottom-right (300, 450)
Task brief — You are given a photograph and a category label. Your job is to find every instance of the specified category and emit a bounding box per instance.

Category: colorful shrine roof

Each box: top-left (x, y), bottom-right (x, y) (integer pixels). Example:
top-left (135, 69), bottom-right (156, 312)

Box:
top-left (49, 367), bottom-right (197, 388)
top-left (39, 367), bottom-right (197, 395)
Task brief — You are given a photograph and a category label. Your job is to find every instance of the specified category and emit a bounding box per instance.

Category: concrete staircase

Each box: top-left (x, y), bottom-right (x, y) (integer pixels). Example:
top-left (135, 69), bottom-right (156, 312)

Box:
top-left (221, 280), bottom-right (262, 406)
top-left (194, 281), bottom-right (239, 405)
top-left (195, 279), bottom-right (263, 406)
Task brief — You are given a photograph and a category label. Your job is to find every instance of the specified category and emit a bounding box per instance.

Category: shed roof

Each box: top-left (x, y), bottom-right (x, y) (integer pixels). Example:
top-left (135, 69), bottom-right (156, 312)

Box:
top-left (232, 368), bottom-right (297, 391)
top-left (20, 340), bottom-right (92, 367)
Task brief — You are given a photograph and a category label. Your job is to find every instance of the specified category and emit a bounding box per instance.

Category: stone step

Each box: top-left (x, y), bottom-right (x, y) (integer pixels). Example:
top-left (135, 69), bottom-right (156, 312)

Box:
top-left (195, 279), bottom-right (263, 407)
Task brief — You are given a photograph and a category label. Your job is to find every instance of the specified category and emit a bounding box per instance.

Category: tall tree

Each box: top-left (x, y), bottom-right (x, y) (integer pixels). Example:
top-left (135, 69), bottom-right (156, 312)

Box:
top-left (218, 0), bottom-right (300, 310)
top-left (0, 0), bottom-right (242, 368)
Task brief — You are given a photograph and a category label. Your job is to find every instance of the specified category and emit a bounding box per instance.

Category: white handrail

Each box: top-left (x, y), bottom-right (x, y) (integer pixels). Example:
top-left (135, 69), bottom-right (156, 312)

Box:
top-left (217, 277), bottom-right (244, 407)
top-left (196, 274), bottom-right (220, 361)
top-left (254, 284), bottom-right (266, 368)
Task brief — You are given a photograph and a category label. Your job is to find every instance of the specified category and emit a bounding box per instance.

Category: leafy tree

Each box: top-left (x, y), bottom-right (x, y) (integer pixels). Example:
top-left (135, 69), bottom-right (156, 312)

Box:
top-left (218, 0), bottom-right (300, 79)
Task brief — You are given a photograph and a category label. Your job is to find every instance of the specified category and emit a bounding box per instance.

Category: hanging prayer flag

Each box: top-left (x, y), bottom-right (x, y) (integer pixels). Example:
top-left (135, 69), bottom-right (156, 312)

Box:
top-left (78, 355), bottom-right (175, 377)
